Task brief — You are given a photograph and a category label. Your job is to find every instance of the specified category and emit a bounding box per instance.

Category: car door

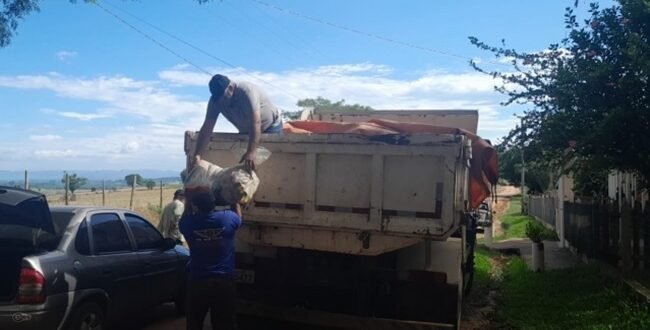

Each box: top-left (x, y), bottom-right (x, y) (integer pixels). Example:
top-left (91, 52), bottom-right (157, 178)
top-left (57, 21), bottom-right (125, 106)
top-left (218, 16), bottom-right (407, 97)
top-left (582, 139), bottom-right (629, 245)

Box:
top-left (124, 213), bottom-right (180, 306)
top-left (87, 212), bottom-right (142, 317)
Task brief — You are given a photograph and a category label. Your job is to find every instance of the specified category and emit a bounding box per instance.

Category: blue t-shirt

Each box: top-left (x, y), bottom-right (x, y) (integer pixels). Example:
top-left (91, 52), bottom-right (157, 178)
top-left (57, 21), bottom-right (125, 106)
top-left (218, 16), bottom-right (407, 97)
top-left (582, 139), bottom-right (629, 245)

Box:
top-left (179, 210), bottom-right (242, 279)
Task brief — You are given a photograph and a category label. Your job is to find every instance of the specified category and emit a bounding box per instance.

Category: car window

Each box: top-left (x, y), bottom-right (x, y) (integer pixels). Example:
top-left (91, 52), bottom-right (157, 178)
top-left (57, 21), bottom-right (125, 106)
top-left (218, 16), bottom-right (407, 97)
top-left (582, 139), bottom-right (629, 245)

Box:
top-left (90, 213), bottom-right (132, 254)
top-left (75, 220), bottom-right (91, 255)
top-left (125, 214), bottom-right (162, 250)
top-left (51, 211), bottom-right (75, 235)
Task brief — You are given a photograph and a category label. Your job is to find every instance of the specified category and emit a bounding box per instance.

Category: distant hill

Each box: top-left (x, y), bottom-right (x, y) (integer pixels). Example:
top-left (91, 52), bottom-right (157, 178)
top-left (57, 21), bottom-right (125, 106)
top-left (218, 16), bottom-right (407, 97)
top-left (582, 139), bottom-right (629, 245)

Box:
top-left (0, 169), bottom-right (181, 181)
top-left (0, 170), bottom-right (182, 189)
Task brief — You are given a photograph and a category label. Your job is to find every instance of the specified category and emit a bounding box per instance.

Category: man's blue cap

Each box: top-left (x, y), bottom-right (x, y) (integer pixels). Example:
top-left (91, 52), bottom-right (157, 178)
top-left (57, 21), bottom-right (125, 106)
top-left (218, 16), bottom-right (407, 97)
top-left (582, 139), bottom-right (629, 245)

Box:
top-left (209, 74), bottom-right (231, 100)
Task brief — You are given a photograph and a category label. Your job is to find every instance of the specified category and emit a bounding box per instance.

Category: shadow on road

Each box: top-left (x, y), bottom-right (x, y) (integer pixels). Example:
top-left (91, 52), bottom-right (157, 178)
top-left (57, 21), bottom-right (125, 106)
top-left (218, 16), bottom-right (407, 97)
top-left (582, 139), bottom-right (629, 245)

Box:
top-left (109, 303), bottom-right (339, 330)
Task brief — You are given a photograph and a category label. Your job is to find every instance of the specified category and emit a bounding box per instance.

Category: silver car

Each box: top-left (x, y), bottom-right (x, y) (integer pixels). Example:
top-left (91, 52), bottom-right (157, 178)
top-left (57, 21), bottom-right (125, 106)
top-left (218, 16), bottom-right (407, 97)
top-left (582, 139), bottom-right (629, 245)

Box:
top-left (0, 187), bottom-right (189, 330)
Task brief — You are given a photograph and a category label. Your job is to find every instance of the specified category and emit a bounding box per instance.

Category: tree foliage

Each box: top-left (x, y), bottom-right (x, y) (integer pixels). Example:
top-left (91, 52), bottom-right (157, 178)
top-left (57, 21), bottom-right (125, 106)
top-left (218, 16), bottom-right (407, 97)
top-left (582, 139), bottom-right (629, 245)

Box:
top-left (497, 145), bottom-right (551, 194)
top-left (61, 173), bottom-right (87, 194)
top-left (283, 97), bottom-right (374, 120)
top-left (125, 174), bottom-right (144, 186)
top-left (297, 97), bottom-right (374, 113)
top-left (471, 0), bottom-right (650, 192)
top-left (144, 179), bottom-right (156, 190)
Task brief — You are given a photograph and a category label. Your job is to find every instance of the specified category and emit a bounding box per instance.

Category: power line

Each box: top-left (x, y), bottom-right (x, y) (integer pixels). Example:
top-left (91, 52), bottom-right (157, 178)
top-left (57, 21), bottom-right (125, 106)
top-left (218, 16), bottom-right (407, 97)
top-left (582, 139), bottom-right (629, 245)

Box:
top-left (208, 1), bottom-right (307, 69)
top-left (94, 0), bottom-right (303, 101)
top-left (93, 1), bottom-right (212, 76)
top-left (225, 0), bottom-right (334, 64)
top-left (249, 0), bottom-right (509, 66)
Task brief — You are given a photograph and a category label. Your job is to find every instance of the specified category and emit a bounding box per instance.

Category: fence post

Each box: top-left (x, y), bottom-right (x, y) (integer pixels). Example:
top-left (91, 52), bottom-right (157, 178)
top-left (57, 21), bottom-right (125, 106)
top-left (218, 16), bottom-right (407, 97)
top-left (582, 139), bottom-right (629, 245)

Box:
top-left (64, 172), bottom-right (69, 206)
top-left (159, 180), bottom-right (163, 209)
top-left (620, 201), bottom-right (633, 272)
top-left (129, 176), bottom-right (137, 210)
top-left (556, 177), bottom-right (566, 248)
top-left (24, 170), bottom-right (29, 190)
top-left (632, 205), bottom-right (641, 270)
top-left (642, 203), bottom-right (650, 270)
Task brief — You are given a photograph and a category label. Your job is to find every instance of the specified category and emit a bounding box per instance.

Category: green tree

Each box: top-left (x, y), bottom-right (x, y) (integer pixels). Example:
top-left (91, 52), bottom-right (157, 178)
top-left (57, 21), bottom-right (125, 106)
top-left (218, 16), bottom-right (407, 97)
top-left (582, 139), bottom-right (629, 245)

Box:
top-left (497, 145), bottom-right (551, 194)
top-left (125, 174), bottom-right (144, 186)
top-left (470, 0), bottom-right (650, 192)
top-left (283, 97), bottom-right (374, 120)
top-left (61, 173), bottom-right (87, 194)
top-left (144, 179), bottom-right (156, 190)
top-left (297, 97), bottom-right (374, 113)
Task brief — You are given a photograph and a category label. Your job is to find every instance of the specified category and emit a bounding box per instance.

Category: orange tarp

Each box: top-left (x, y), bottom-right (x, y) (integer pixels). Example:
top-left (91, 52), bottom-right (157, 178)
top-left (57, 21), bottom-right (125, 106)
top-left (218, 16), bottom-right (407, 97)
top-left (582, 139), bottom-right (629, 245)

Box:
top-left (283, 119), bottom-right (498, 209)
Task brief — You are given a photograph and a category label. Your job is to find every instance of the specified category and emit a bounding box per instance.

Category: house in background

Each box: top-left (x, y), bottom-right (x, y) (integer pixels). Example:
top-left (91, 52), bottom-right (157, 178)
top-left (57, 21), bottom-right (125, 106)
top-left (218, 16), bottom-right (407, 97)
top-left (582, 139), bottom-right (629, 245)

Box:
top-left (608, 171), bottom-right (648, 210)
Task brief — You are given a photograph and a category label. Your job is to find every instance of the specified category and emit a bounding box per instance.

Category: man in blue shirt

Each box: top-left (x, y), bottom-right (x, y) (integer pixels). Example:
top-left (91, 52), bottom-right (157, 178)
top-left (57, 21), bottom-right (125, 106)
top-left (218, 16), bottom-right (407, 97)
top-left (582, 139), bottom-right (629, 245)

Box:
top-left (179, 189), bottom-right (242, 330)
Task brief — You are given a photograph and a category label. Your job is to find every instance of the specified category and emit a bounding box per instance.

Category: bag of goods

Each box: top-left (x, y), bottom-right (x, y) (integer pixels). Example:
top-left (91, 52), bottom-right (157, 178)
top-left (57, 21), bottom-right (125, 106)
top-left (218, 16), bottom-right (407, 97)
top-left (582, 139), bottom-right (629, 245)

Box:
top-left (181, 159), bottom-right (261, 206)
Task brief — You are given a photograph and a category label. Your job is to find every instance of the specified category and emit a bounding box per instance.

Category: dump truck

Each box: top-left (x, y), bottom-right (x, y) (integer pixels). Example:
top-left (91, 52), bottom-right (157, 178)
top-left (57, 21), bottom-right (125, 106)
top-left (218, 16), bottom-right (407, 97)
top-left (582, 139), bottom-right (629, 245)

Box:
top-left (184, 109), bottom-right (493, 329)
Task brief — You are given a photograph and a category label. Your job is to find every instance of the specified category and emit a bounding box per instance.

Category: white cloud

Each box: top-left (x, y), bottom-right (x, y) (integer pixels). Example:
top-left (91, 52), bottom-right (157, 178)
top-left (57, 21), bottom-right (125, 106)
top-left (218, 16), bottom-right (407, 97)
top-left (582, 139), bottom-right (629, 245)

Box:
top-left (56, 51), bottom-right (78, 61)
top-left (33, 149), bottom-right (77, 159)
top-left (0, 74), bottom-right (204, 123)
top-left (0, 63), bottom-right (523, 170)
top-left (29, 135), bottom-right (63, 142)
top-left (120, 141), bottom-right (140, 154)
top-left (58, 111), bottom-right (112, 121)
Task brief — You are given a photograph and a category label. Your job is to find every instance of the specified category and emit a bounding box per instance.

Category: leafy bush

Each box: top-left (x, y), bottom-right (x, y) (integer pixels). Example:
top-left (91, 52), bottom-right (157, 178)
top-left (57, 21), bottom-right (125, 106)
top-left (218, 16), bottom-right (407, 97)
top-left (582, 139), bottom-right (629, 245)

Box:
top-left (525, 221), bottom-right (558, 243)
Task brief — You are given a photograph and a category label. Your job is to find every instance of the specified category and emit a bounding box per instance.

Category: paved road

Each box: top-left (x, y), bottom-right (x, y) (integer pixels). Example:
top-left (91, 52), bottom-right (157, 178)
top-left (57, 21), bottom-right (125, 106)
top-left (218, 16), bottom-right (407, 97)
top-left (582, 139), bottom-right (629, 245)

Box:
top-left (110, 303), bottom-right (338, 330)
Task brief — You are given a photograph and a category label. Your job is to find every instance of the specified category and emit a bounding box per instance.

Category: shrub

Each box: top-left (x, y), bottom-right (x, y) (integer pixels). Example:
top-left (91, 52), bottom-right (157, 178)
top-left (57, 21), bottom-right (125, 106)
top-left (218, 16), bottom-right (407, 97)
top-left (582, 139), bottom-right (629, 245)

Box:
top-left (525, 221), bottom-right (557, 243)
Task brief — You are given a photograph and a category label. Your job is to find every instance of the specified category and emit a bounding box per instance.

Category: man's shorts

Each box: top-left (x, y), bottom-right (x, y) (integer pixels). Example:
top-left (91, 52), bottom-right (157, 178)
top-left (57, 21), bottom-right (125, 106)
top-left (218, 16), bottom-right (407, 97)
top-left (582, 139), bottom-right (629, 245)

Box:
top-left (263, 119), bottom-right (283, 134)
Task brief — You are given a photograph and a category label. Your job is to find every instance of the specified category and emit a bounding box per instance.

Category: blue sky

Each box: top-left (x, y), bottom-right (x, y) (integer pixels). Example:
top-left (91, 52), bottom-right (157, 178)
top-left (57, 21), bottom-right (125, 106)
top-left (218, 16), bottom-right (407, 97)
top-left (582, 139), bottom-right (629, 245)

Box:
top-left (0, 0), bottom-right (613, 171)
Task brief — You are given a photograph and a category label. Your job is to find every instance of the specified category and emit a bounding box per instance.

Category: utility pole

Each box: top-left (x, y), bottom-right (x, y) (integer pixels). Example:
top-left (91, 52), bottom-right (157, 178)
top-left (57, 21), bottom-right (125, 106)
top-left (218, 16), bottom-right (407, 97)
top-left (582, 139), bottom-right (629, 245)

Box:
top-left (129, 175), bottom-right (137, 209)
top-left (64, 172), bottom-right (69, 206)
top-left (102, 179), bottom-right (106, 206)
top-left (159, 179), bottom-right (163, 209)
top-left (520, 118), bottom-right (526, 213)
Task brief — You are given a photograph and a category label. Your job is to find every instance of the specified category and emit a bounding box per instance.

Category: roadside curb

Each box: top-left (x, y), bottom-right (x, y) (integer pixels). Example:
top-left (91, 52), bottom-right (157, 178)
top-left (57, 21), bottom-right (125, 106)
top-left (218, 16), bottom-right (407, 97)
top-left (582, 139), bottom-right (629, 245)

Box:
top-left (584, 258), bottom-right (650, 302)
top-left (622, 278), bottom-right (650, 301)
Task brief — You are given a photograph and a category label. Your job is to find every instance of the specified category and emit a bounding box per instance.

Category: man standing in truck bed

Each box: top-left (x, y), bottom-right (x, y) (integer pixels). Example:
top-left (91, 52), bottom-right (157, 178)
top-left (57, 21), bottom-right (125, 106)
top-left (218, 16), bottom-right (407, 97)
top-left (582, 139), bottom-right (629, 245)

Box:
top-left (193, 74), bottom-right (282, 171)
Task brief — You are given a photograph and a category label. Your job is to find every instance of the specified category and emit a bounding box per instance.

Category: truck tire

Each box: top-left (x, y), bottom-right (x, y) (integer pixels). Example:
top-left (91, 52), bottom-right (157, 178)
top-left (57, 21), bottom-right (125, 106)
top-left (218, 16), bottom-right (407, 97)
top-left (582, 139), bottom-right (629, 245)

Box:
top-left (68, 302), bottom-right (105, 330)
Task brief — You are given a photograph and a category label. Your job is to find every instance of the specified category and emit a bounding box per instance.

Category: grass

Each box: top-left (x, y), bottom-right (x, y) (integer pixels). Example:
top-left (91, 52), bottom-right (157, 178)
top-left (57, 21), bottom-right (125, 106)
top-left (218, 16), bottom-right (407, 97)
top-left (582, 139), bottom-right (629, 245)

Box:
top-left (492, 256), bottom-right (650, 329)
top-left (48, 187), bottom-right (178, 226)
top-left (496, 195), bottom-right (535, 240)
top-left (474, 245), bottom-right (500, 287)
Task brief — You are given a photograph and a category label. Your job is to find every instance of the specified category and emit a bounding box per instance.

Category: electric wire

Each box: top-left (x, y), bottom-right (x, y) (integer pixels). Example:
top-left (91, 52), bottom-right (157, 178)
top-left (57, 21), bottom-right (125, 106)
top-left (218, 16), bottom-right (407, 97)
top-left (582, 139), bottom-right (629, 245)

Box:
top-left (95, 0), bottom-right (303, 101)
top-left (249, 0), bottom-right (509, 67)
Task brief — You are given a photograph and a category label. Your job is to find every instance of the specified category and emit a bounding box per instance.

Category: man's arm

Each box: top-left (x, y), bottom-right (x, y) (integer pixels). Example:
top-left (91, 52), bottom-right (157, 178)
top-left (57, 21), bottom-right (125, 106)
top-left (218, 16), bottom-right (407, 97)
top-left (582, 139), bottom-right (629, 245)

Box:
top-left (193, 96), bottom-right (220, 166)
top-left (241, 109), bottom-right (261, 171)
top-left (231, 203), bottom-right (242, 218)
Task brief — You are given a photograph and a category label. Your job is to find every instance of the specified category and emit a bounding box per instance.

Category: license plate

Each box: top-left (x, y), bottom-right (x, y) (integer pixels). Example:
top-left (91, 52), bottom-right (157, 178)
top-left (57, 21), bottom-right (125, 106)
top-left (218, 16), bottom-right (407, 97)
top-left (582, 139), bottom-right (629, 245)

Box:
top-left (235, 269), bottom-right (255, 284)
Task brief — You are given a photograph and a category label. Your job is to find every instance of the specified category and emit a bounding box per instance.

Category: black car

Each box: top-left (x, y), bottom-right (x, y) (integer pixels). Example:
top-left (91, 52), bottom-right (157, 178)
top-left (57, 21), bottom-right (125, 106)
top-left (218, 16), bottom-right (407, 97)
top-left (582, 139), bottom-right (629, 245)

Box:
top-left (0, 186), bottom-right (190, 330)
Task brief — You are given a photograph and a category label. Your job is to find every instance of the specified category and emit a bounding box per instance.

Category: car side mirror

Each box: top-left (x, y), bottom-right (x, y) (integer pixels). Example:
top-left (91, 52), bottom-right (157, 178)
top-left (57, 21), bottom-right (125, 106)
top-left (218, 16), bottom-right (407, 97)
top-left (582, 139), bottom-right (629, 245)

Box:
top-left (159, 237), bottom-right (176, 250)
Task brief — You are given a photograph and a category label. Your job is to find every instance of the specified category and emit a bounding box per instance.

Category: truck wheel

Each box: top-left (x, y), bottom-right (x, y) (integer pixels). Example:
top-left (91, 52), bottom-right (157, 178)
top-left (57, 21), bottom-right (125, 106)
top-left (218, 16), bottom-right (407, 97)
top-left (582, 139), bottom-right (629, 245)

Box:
top-left (68, 302), bottom-right (105, 330)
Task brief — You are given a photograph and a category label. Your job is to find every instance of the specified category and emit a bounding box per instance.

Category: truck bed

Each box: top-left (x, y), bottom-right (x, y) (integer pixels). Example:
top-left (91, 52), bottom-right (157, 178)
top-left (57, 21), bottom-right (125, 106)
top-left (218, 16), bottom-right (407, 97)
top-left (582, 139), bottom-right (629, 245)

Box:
top-left (185, 132), bottom-right (470, 255)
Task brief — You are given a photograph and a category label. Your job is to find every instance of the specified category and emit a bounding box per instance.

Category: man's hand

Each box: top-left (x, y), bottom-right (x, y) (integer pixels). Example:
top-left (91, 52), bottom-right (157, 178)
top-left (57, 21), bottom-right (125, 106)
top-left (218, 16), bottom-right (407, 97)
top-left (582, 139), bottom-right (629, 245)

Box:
top-left (188, 153), bottom-right (202, 170)
top-left (240, 150), bottom-right (257, 172)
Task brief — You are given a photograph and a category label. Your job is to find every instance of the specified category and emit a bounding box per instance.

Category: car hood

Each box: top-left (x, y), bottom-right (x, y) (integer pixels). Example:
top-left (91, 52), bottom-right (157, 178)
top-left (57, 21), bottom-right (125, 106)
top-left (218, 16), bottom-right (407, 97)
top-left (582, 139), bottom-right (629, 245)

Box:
top-left (0, 186), bottom-right (55, 233)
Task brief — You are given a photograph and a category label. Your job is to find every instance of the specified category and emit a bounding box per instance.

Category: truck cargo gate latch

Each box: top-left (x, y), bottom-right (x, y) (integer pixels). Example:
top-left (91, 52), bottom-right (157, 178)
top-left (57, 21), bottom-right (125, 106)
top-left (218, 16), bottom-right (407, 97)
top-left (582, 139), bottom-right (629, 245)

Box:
top-left (357, 231), bottom-right (371, 249)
